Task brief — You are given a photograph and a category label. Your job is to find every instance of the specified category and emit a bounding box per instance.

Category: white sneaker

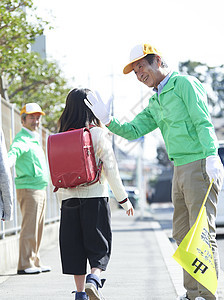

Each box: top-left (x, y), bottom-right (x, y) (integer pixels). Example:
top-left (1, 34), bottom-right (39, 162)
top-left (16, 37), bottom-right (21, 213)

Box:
top-left (40, 265), bottom-right (51, 272)
top-left (98, 289), bottom-right (105, 300)
top-left (17, 267), bottom-right (41, 275)
top-left (195, 298), bottom-right (206, 300)
top-left (85, 282), bottom-right (100, 300)
top-left (176, 294), bottom-right (190, 300)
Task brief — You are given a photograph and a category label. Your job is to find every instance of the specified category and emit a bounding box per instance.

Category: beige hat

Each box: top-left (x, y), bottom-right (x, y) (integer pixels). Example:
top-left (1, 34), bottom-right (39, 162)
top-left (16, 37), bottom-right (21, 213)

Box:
top-left (123, 43), bottom-right (162, 74)
top-left (20, 103), bottom-right (45, 115)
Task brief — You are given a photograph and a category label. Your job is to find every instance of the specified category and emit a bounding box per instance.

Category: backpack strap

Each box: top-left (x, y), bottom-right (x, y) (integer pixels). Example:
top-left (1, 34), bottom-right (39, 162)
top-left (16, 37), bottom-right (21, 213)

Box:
top-left (89, 124), bottom-right (95, 129)
top-left (88, 125), bottom-right (103, 184)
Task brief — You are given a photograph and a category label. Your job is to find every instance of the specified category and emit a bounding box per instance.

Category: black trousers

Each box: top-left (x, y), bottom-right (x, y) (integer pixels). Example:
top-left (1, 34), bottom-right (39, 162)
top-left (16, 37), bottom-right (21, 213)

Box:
top-left (59, 197), bottom-right (112, 275)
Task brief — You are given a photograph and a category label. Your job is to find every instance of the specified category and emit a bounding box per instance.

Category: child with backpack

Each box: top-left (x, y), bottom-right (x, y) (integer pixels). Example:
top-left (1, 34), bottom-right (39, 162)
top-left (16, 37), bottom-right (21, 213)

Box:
top-left (57, 88), bottom-right (134, 300)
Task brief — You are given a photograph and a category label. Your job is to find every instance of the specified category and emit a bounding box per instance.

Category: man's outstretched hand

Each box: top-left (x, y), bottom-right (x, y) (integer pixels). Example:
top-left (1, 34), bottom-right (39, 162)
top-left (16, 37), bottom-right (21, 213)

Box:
top-left (84, 91), bottom-right (112, 125)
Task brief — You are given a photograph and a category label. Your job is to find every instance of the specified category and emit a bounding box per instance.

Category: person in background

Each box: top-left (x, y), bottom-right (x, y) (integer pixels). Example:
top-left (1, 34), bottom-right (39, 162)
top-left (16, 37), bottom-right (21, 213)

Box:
top-left (57, 88), bottom-right (134, 300)
top-left (0, 128), bottom-right (13, 222)
top-left (85, 43), bottom-right (224, 300)
top-left (8, 103), bottom-right (51, 275)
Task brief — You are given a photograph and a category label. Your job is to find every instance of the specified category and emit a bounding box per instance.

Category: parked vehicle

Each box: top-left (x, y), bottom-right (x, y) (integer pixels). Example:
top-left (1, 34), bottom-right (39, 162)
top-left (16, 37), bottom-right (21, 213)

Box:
top-left (149, 168), bottom-right (173, 203)
top-left (109, 186), bottom-right (139, 209)
top-left (124, 186), bottom-right (139, 209)
top-left (217, 141), bottom-right (224, 226)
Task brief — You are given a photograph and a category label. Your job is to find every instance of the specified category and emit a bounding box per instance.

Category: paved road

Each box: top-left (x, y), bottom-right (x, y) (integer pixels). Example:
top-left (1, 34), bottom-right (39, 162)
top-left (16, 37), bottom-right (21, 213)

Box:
top-left (0, 203), bottom-right (223, 300)
top-left (150, 202), bottom-right (224, 271)
top-left (0, 207), bottom-right (181, 299)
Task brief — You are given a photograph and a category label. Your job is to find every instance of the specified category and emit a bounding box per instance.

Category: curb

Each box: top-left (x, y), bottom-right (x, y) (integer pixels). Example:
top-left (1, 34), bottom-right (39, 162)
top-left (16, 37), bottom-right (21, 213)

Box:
top-left (0, 222), bottom-right (59, 280)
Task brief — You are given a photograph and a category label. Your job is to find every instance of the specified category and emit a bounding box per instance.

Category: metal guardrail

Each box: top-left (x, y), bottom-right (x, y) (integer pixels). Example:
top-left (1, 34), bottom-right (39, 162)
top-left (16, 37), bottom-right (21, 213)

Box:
top-left (0, 96), bottom-right (66, 239)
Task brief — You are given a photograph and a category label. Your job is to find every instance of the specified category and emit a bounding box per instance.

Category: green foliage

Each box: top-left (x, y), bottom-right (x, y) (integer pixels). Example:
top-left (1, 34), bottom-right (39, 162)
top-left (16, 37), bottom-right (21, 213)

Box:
top-left (0, 0), bottom-right (71, 132)
top-left (7, 52), bottom-right (70, 132)
top-left (0, 0), bottom-right (46, 73)
top-left (179, 60), bottom-right (224, 117)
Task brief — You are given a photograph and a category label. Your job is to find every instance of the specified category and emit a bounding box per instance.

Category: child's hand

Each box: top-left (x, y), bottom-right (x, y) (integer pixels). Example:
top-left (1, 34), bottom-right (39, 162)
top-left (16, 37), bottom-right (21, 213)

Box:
top-left (126, 207), bottom-right (134, 216)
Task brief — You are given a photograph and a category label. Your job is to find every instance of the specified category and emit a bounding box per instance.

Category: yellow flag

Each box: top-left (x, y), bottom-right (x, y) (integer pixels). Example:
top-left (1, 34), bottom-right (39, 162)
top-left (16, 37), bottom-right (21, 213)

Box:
top-left (173, 180), bottom-right (217, 295)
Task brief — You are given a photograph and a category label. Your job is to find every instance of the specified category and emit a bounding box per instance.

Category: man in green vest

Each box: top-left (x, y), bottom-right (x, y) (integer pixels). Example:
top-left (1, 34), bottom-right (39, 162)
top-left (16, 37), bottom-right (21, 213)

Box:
top-left (8, 103), bottom-right (50, 275)
top-left (85, 43), bottom-right (224, 300)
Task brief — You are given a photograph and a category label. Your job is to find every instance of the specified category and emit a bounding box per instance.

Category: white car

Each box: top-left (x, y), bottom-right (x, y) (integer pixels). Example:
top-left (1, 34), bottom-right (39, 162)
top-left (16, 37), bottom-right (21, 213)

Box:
top-left (216, 142), bottom-right (224, 226)
top-left (216, 184), bottom-right (224, 226)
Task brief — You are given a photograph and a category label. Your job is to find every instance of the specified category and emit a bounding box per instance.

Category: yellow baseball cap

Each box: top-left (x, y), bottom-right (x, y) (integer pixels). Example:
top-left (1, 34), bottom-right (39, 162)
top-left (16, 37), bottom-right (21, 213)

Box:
top-left (20, 103), bottom-right (45, 115)
top-left (123, 43), bottom-right (162, 74)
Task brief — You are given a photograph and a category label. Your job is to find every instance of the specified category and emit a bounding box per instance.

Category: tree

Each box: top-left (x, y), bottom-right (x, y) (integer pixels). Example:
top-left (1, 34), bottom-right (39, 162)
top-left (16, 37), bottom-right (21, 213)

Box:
top-left (6, 51), bottom-right (70, 132)
top-left (0, 0), bottom-right (46, 76)
top-left (0, 0), bottom-right (71, 132)
top-left (179, 60), bottom-right (224, 117)
top-left (156, 145), bottom-right (173, 167)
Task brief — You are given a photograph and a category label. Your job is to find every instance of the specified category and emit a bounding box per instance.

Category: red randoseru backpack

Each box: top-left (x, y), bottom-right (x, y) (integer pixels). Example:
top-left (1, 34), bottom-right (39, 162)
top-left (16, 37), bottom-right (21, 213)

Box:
top-left (47, 127), bottom-right (103, 192)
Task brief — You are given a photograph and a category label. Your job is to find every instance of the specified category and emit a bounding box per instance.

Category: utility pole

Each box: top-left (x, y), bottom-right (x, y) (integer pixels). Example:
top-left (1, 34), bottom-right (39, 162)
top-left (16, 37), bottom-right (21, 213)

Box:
top-left (0, 76), bottom-right (9, 102)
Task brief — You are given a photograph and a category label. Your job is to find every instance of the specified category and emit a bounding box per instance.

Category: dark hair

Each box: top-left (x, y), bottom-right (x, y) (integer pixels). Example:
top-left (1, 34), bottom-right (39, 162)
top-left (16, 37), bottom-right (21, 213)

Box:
top-left (21, 113), bottom-right (27, 121)
top-left (58, 88), bottom-right (101, 132)
top-left (145, 54), bottom-right (168, 68)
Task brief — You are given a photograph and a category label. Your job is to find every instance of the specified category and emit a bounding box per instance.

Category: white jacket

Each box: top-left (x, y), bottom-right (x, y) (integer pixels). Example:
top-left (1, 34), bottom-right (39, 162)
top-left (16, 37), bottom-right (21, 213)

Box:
top-left (61, 126), bottom-right (132, 211)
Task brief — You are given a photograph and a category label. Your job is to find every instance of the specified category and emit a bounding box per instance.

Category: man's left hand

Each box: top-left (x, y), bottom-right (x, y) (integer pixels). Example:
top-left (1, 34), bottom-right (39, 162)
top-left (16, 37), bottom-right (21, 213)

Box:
top-left (206, 155), bottom-right (224, 184)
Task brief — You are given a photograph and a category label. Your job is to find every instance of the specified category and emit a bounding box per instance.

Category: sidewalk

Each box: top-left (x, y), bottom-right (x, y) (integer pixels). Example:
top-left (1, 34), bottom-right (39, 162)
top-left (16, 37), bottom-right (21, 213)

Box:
top-left (0, 207), bottom-right (223, 300)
